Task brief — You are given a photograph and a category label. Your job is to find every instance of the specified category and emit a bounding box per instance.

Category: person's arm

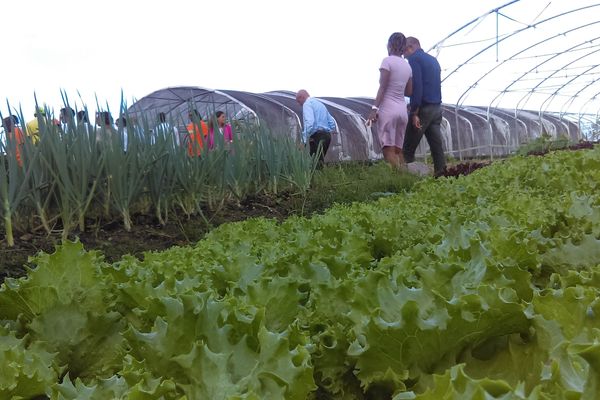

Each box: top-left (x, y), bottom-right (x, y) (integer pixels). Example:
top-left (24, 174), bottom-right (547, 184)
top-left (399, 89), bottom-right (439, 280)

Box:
top-left (405, 76), bottom-right (413, 97)
top-left (408, 57), bottom-right (423, 115)
top-left (368, 66), bottom-right (391, 122)
top-left (15, 127), bottom-right (24, 145)
top-left (327, 112), bottom-right (337, 133)
top-left (408, 57), bottom-right (423, 129)
top-left (224, 124), bottom-right (233, 142)
top-left (302, 102), bottom-right (315, 144)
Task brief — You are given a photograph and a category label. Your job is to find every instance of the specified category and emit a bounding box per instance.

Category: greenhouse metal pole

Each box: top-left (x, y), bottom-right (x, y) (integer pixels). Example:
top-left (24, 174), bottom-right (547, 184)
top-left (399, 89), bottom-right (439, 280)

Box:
top-left (539, 61), bottom-right (600, 138)
top-left (514, 107), bottom-right (526, 146)
top-left (560, 74), bottom-right (600, 124)
top-left (429, 0), bottom-right (521, 55)
top-left (487, 28), bottom-right (600, 116)
top-left (441, 4), bottom-right (600, 83)
top-left (489, 111), bottom-right (494, 161)
top-left (514, 114), bottom-right (521, 151)
top-left (454, 104), bottom-right (463, 161)
top-left (453, 28), bottom-right (600, 150)
top-left (596, 108), bottom-right (600, 141)
top-left (566, 84), bottom-right (600, 115)
top-left (578, 91), bottom-right (600, 141)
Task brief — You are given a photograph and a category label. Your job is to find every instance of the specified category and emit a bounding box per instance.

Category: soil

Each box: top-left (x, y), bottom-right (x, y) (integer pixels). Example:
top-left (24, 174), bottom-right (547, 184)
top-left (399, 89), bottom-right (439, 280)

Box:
top-left (0, 192), bottom-right (302, 281)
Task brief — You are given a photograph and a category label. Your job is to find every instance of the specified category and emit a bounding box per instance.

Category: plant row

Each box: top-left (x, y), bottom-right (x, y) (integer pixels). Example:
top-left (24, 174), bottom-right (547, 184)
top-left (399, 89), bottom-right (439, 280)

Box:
top-left (0, 107), bottom-right (317, 246)
top-left (440, 138), bottom-right (595, 178)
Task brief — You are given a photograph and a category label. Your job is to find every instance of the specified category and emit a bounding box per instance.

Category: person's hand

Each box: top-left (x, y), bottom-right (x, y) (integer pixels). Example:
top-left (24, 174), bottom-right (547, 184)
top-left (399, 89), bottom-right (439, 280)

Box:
top-left (367, 110), bottom-right (378, 124)
top-left (411, 114), bottom-right (422, 129)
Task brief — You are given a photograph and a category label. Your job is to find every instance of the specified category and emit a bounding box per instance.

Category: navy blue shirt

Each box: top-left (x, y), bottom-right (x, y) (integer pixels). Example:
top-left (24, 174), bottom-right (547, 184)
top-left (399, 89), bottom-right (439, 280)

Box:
top-left (407, 49), bottom-right (442, 113)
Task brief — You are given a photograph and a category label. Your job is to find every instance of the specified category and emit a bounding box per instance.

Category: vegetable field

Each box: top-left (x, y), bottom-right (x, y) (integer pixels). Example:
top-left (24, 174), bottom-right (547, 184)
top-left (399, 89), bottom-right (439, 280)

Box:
top-left (1, 145), bottom-right (600, 399)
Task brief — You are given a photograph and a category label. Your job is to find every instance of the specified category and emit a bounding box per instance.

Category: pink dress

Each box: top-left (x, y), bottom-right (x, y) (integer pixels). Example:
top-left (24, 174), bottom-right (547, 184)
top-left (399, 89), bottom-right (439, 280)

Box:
top-left (377, 55), bottom-right (412, 148)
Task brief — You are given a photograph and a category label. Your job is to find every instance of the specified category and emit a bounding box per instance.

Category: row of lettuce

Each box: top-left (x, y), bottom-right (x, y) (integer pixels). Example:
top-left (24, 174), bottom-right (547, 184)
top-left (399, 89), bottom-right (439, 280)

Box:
top-left (1, 145), bottom-right (599, 399)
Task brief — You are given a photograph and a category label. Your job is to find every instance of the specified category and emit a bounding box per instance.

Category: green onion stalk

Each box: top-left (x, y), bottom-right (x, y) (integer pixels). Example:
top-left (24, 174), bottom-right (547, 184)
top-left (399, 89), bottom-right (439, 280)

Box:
top-left (144, 118), bottom-right (182, 225)
top-left (0, 111), bottom-right (37, 246)
top-left (284, 136), bottom-right (319, 194)
top-left (101, 121), bottom-right (151, 231)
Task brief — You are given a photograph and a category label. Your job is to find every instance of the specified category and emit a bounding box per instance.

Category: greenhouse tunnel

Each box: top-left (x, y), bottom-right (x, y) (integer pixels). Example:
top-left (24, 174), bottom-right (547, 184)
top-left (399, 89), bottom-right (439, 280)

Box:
top-left (128, 86), bottom-right (589, 162)
top-left (127, 2), bottom-right (600, 162)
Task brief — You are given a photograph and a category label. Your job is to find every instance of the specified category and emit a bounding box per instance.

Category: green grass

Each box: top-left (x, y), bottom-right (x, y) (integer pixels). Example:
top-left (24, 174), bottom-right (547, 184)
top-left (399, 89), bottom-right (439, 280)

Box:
top-left (298, 161), bottom-right (423, 213)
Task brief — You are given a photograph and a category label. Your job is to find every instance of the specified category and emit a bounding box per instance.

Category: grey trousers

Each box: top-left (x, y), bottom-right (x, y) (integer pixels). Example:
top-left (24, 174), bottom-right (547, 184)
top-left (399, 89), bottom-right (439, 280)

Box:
top-left (403, 104), bottom-right (446, 175)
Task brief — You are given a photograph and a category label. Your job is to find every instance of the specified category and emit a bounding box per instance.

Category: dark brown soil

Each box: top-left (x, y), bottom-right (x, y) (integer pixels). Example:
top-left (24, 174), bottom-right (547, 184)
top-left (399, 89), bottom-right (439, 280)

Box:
top-left (0, 192), bottom-right (301, 281)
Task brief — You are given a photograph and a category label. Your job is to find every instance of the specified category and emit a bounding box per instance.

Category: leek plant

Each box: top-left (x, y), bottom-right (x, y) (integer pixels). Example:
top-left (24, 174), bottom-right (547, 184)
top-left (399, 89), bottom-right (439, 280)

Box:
top-left (202, 147), bottom-right (228, 211)
top-left (40, 108), bottom-right (103, 239)
top-left (283, 137), bottom-right (319, 194)
top-left (256, 127), bottom-right (288, 194)
top-left (1, 95), bottom-right (322, 240)
top-left (195, 108), bottom-right (230, 211)
top-left (143, 115), bottom-right (182, 225)
top-left (37, 119), bottom-right (76, 239)
top-left (23, 145), bottom-right (53, 234)
top-left (224, 131), bottom-right (256, 201)
top-left (101, 117), bottom-right (152, 231)
top-left (172, 152), bottom-right (211, 221)
top-left (0, 154), bottom-right (28, 247)
top-left (0, 107), bottom-right (38, 246)
top-left (173, 112), bottom-right (228, 217)
top-left (20, 110), bottom-right (56, 234)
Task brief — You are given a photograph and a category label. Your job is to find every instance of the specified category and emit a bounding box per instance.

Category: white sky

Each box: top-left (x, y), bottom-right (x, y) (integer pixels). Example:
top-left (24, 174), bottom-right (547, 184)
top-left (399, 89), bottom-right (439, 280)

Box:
top-left (2, 0), bottom-right (498, 120)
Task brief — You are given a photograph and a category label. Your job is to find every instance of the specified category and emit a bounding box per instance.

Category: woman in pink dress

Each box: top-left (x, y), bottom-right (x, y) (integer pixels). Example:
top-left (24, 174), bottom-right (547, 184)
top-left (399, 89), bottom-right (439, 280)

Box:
top-left (367, 32), bottom-right (413, 169)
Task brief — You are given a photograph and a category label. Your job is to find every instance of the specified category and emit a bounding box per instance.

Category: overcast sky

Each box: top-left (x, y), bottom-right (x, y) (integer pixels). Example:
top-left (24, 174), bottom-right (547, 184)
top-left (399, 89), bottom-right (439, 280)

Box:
top-left (2, 0), bottom-right (498, 120)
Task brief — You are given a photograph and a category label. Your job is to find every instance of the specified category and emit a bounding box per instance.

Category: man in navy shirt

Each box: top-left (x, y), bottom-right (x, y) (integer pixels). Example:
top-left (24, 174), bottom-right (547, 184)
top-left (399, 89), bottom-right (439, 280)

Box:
top-left (403, 37), bottom-right (447, 176)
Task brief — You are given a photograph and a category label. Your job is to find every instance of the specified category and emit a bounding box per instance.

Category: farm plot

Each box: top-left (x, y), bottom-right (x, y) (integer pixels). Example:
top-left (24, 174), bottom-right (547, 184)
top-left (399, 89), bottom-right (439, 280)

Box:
top-left (1, 146), bottom-right (599, 399)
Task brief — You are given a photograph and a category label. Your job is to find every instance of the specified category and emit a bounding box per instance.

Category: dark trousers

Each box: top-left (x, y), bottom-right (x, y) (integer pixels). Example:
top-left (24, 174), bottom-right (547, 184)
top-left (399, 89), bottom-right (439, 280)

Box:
top-left (403, 104), bottom-right (446, 175)
top-left (309, 130), bottom-right (331, 167)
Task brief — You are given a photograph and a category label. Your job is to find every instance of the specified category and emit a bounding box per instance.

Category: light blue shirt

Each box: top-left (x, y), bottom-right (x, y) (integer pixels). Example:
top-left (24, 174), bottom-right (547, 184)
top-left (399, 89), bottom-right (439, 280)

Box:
top-left (301, 97), bottom-right (336, 144)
